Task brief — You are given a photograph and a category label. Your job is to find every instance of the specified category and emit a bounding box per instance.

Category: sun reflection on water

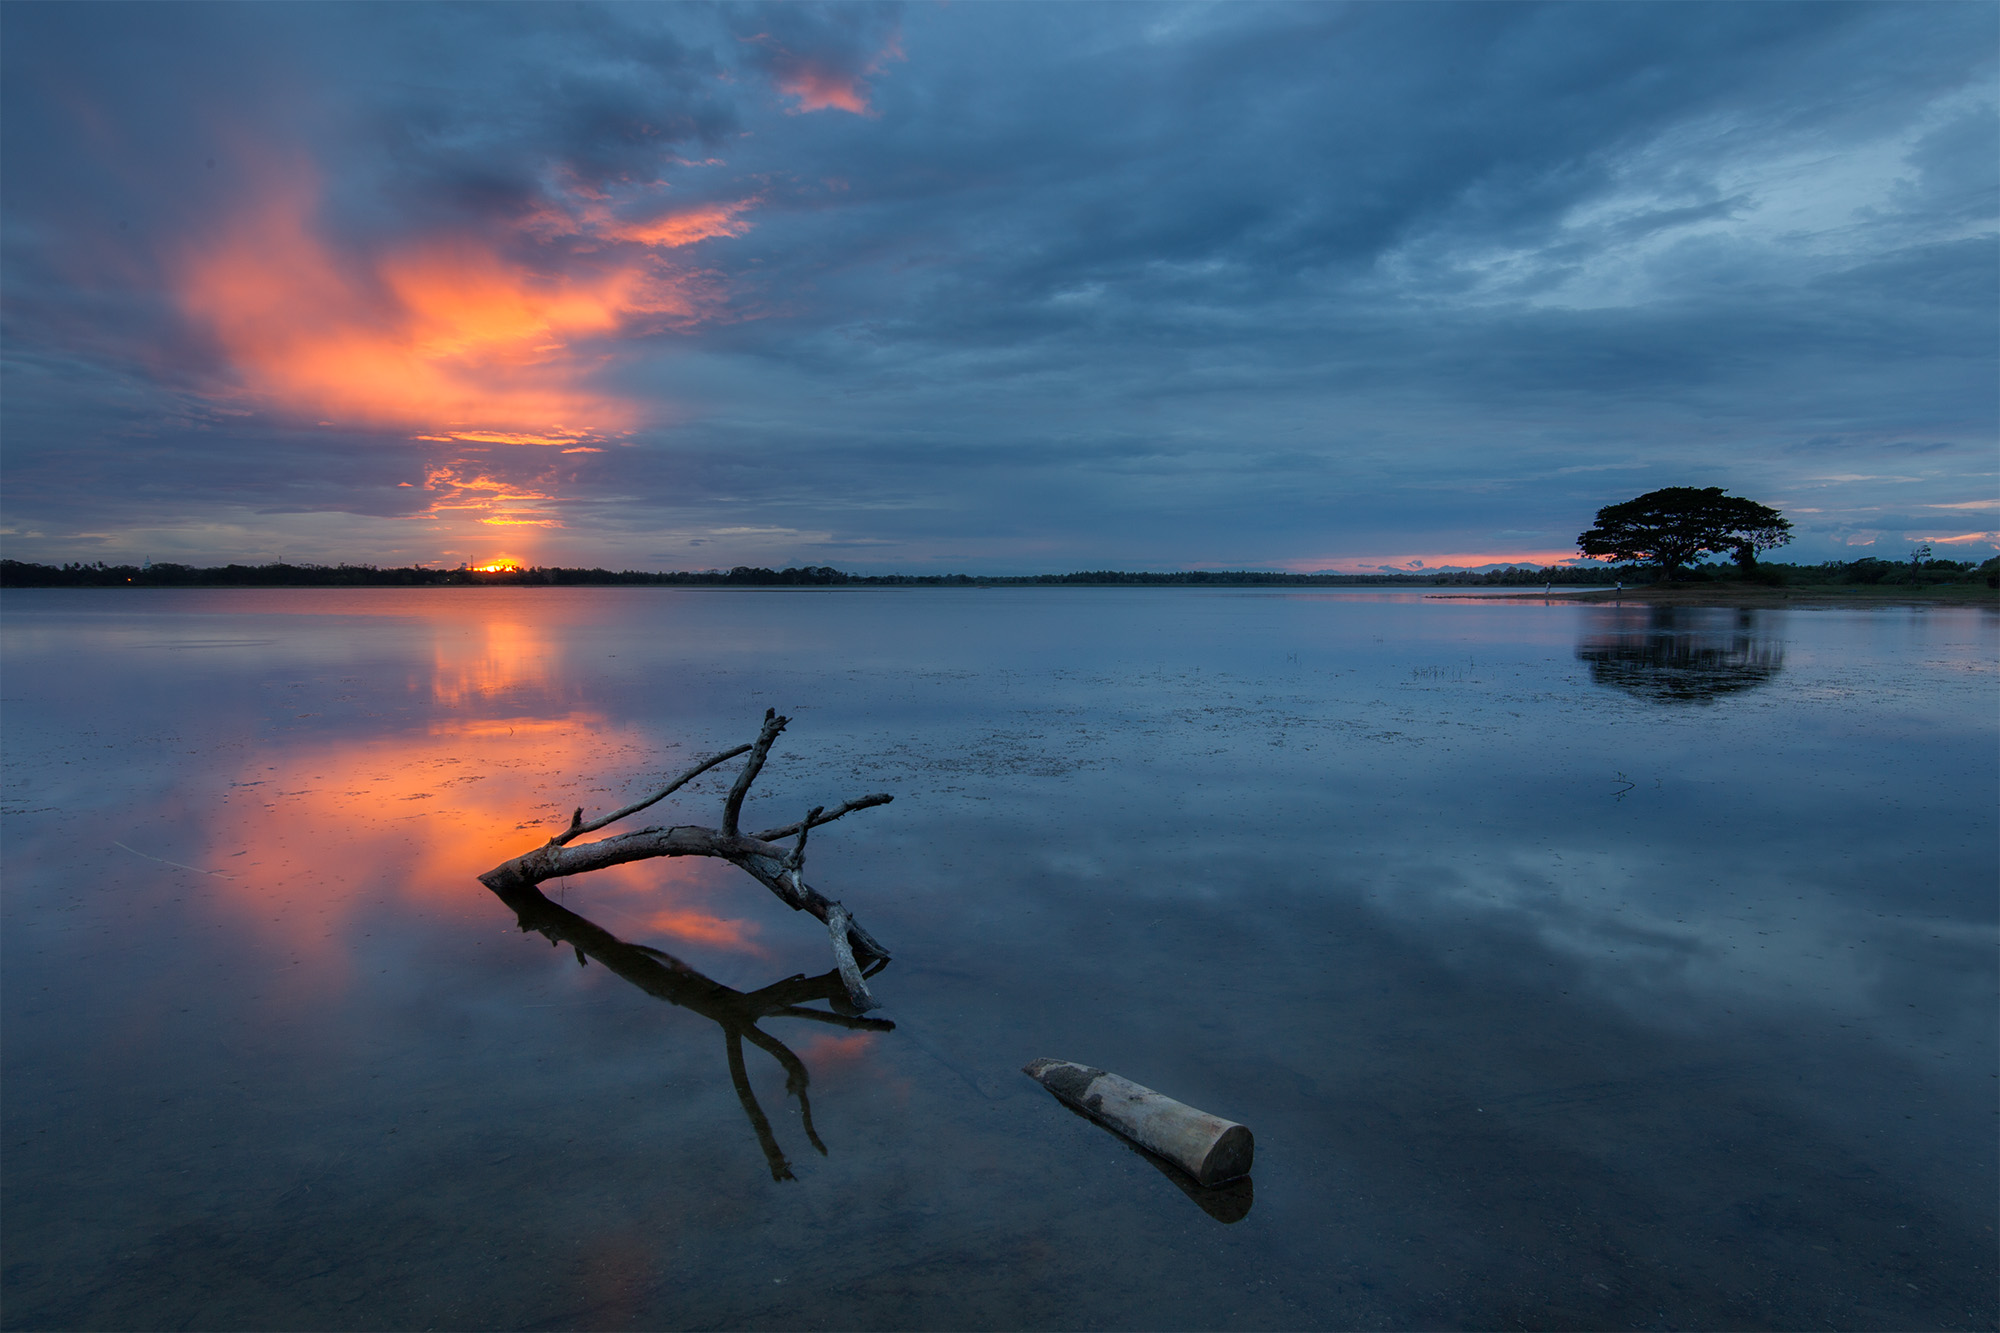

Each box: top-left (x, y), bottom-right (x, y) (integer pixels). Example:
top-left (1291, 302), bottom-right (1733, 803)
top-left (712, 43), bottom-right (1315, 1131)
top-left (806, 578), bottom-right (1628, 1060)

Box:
top-left (199, 611), bottom-right (764, 991)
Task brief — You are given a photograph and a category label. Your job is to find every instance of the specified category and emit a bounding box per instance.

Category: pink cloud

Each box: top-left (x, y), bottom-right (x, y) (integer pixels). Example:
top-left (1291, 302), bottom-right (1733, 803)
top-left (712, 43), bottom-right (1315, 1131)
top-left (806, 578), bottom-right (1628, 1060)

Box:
top-left (739, 20), bottom-right (904, 117)
top-left (1277, 548), bottom-right (1593, 574)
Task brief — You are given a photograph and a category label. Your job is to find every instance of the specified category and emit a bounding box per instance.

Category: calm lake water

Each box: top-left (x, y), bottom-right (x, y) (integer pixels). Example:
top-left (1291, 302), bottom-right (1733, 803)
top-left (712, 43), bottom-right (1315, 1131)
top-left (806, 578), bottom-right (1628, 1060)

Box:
top-left (3, 587), bottom-right (1995, 1331)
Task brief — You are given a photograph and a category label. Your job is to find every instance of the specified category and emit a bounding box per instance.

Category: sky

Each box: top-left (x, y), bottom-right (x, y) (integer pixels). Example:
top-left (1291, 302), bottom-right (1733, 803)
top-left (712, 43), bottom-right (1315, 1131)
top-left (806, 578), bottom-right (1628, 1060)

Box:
top-left (2, 2), bottom-right (1994, 575)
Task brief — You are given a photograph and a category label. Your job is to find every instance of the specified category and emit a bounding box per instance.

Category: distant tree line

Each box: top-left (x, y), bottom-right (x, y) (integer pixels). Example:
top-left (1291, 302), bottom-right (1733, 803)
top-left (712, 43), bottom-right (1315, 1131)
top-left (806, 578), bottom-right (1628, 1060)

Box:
top-left (1, 556), bottom-right (1990, 589)
top-left (1569, 485), bottom-right (1995, 588)
top-left (1, 560), bottom-right (1622, 588)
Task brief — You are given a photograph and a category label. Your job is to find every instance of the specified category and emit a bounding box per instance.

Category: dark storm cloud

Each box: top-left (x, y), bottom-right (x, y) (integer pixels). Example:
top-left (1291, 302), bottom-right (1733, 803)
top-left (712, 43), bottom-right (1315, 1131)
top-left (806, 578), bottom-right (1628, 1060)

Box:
top-left (2, 1), bottom-right (1993, 569)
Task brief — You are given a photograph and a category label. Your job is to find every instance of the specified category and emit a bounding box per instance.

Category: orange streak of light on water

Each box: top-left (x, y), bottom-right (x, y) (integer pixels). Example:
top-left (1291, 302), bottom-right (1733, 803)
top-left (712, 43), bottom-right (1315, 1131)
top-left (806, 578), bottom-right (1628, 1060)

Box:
top-left (201, 618), bottom-right (764, 999)
top-left (800, 1031), bottom-right (878, 1068)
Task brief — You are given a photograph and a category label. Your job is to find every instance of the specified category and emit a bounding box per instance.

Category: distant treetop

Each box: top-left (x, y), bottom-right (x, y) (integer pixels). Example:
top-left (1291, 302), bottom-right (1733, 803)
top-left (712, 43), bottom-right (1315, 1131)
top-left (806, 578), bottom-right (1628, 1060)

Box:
top-left (1578, 487), bottom-right (1792, 577)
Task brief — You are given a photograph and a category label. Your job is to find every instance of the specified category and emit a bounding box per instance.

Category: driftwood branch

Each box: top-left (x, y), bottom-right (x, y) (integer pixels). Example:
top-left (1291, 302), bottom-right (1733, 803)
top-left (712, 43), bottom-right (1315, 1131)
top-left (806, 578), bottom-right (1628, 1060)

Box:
top-left (478, 711), bottom-right (894, 1011)
top-left (749, 793), bottom-right (895, 844)
top-left (722, 708), bottom-right (786, 838)
top-left (549, 743), bottom-right (753, 847)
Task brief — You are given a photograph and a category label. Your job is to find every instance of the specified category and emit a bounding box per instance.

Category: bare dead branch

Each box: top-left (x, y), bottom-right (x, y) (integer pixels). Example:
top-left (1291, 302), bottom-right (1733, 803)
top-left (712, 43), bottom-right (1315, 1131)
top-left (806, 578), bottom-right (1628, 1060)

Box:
top-left (479, 711), bottom-right (895, 1009)
top-left (784, 806), bottom-right (821, 872)
top-left (722, 709), bottom-right (787, 837)
top-left (550, 742), bottom-right (754, 847)
top-left (749, 792), bottom-right (895, 844)
top-left (823, 902), bottom-right (877, 1012)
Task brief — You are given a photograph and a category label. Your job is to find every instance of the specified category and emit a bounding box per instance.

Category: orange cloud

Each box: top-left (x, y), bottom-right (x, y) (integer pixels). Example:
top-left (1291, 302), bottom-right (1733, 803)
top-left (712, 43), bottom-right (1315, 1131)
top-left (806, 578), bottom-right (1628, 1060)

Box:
top-left (746, 25), bottom-right (902, 116)
top-left (173, 156), bottom-right (760, 540)
top-left (1912, 530), bottom-right (1999, 545)
top-left (174, 162), bottom-right (741, 453)
top-left (598, 199), bottom-right (758, 249)
top-left (775, 62), bottom-right (872, 114)
top-left (419, 465), bottom-right (564, 530)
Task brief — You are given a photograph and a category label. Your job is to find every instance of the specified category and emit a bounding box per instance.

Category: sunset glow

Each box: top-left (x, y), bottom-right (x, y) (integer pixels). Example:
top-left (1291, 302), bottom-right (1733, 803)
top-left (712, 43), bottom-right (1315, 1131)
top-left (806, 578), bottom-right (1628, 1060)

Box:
top-left (744, 23), bottom-right (902, 116)
top-left (599, 199), bottom-right (759, 249)
top-left (1281, 549), bottom-right (1594, 574)
top-left (170, 156), bottom-right (756, 541)
top-left (197, 617), bottom-right (768, 984)
top-left (204, 713), bottom-right (763, 985)
top-left (1914, 530), bottom-right (2000, 546)
top-left (11, 2), bottom-right (1995, 573)
top-left (798, 1030), bottom-right (880, 1067)
top-left (175, 170), bottom-right (673, 440)
top-left (775, 63), bottom-right (873, 114)
top-left (420, 465), bottom-right (563, 531)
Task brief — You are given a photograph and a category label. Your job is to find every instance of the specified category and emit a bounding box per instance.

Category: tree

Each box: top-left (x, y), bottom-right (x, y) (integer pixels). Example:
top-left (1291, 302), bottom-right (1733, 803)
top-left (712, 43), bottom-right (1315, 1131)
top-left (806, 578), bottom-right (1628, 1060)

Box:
top-left (1577, 487), bottom-right (1791, 578)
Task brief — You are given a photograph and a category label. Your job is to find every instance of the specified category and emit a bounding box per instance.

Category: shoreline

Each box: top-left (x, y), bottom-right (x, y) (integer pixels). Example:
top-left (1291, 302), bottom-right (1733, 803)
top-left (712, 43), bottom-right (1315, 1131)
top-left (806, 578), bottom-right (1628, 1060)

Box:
top-left (1429, 584), bottom-right (2000, 608)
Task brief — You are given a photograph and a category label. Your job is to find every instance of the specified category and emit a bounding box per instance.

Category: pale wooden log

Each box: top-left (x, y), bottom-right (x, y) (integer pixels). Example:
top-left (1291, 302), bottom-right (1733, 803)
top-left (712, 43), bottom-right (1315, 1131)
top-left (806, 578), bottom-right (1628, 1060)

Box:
top-left (1023, 1058), bottom-right (1254, 1186)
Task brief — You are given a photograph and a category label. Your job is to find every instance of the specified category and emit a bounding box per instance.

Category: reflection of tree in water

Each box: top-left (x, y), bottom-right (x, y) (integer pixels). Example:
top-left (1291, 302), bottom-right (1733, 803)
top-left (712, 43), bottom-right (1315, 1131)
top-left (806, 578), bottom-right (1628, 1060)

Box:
top-left (485, 876), bottom-right (892, 1181)
top-left (1576, 607), bottom-right (1785, 703)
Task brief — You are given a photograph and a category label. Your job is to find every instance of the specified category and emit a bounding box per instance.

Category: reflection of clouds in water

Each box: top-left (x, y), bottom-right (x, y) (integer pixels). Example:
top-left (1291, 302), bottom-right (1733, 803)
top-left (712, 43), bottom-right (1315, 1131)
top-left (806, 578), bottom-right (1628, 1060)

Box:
top-left (1576, 607), bottom-right (1785, 703)
top-left (800, 1031), bottom-right (880, 1068)
top-left (487, 876), bottom-right (892, 1183)
top-left (1363, 846), bottom-right (1992, 1069)
top-left (191, 612), bottom-right (782, 985)
top-left (203, 710), bottom-right (765, 991)
top-left (429, 621), bottom-right (555, 707)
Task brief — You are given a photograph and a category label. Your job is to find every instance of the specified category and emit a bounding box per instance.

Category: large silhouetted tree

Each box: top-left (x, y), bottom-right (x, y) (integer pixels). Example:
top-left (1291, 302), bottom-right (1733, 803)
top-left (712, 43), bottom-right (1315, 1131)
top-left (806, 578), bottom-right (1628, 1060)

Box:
top-left (1578, 487), bottom-right (1792, 577)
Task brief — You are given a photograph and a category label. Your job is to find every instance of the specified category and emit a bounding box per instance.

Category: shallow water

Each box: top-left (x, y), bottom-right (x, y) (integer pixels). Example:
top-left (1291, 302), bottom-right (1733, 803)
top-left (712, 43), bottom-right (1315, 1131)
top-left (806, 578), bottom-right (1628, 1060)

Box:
top-left (3, 587), bottom-right (1994, 1331)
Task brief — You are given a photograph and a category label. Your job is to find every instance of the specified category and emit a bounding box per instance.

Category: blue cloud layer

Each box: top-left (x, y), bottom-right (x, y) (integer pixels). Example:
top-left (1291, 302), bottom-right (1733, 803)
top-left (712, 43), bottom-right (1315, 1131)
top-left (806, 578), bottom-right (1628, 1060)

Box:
top-left (3, 2), bottom-right (1993, 569)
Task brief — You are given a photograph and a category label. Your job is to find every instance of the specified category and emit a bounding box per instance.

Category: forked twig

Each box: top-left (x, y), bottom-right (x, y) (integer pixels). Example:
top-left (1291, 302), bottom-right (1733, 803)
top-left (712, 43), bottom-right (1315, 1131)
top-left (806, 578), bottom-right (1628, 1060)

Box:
top-left (549, 743), bottom-right (753, 847)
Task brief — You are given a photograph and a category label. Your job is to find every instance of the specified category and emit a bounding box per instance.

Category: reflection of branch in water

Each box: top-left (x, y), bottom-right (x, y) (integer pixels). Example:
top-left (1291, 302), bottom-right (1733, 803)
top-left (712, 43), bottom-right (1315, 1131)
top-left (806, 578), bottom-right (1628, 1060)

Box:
top-left (1576, 607), bottom-right (1785, 704)
top-left (483, 875), bottom-right (893, 1182)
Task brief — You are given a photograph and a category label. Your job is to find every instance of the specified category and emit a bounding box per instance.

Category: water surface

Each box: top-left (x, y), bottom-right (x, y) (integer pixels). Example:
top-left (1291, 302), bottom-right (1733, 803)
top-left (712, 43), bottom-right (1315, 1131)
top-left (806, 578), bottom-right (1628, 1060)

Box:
top-left (4, 588), bottom-right (1994, 1330)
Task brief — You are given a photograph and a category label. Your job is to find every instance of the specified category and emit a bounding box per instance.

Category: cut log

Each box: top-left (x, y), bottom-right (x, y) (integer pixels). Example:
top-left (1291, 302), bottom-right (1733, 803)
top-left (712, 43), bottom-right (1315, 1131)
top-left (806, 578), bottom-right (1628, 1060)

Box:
top-left (1023, 1058), bottom-right (1253, 1186)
